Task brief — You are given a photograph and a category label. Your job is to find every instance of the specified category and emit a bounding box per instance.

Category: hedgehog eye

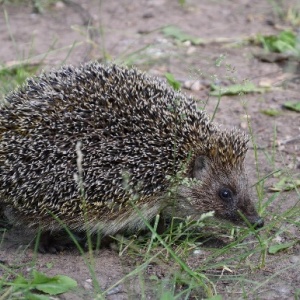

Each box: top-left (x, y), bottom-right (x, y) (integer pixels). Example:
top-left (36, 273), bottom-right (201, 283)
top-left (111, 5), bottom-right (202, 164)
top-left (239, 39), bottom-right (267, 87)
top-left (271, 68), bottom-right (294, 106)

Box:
top-left (218, 188), bottom-right (233, 201)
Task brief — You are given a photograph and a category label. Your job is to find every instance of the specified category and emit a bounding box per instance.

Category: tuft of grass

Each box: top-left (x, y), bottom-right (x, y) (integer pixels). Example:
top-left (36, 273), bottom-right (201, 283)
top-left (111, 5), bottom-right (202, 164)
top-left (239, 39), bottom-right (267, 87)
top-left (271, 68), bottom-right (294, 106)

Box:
top-left (0, 0), bottom-right (61, 13)
top-left (0, 63), bottom-right (40, 98)
top-left (165, 72), bottom-right (181, 91)
top-left (282, 101), bottom-right (300, 112)
top-left (268, 0), bottom-right (300, 26)
top-left (162, 25), bottom-right (203, 45)
top-left (32, 0), bottom-right (60, 14)
top-left (257, 30), bottom-right (299, 55)
top-left (260, 109), bottom-right (281, 116)
top-left (210, 81), bottom-right (266, 96)
top-left (286, 6), bottom-right (300, 26)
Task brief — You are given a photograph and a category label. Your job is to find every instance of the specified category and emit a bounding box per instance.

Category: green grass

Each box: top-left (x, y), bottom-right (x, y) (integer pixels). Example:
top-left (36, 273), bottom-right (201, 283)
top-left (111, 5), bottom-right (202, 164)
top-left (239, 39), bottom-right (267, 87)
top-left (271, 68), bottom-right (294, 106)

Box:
top-left (0, 63), bottom-right (40, 98)
top-left (0, 0), bottom-right (60, 12)
top-left (268, 0), bottom-right (300, 26)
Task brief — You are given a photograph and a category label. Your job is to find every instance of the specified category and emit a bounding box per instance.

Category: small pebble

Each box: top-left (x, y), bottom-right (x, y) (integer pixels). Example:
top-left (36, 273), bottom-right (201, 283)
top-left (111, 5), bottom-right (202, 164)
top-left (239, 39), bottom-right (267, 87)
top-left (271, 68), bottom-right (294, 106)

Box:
top-left (193, 249), bottom-right (204, 256)
top-left (54, 1), bottom-right (66, 9)
top-left (83, 278), bottom-right (93, 290)
top-left (289, 255), bottom-right (300, 264)
top-left (260, 290), bottom-right (278, 300)
top-left (187, 46), bottom-right (196, 55)
top-left (240, 122), bottom-right (248, 130)
top-left (183, 80), bottom-right (204, 91)
top-left (183, 40), bottom-right (192, 47)
top-left (274, 284), bottom-right (293, 297)
top-left (190, 81), bottom-right (203, 91)
top-left (106, 284), bottom-right (123, 296)
top-left (272, 235), bottom-right (284, 243)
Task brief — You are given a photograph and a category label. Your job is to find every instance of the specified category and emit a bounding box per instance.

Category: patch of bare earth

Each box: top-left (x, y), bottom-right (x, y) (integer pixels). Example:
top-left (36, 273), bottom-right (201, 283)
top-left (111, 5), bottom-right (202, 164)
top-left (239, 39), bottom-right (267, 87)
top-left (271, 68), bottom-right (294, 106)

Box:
top-left (0, 0), bottom-right (299, 299)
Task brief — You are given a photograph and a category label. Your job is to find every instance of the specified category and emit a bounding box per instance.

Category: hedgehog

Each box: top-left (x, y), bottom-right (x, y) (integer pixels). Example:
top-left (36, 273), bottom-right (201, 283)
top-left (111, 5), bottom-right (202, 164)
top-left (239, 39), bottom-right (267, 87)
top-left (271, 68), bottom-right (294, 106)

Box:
top-left (0, 62), bottom-right (263, 252)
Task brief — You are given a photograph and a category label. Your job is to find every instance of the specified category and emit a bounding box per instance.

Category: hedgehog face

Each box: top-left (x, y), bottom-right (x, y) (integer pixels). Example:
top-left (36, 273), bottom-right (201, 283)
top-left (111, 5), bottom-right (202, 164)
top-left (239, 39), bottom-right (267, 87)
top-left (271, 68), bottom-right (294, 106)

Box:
top-left (177, 156), bottom-right (264, 229)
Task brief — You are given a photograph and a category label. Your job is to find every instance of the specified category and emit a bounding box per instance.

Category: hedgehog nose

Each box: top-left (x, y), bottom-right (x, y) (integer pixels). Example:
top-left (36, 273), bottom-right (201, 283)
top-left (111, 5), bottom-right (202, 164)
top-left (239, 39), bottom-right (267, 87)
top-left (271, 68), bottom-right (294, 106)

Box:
top-left (252, 217), bottom-right (264, 229)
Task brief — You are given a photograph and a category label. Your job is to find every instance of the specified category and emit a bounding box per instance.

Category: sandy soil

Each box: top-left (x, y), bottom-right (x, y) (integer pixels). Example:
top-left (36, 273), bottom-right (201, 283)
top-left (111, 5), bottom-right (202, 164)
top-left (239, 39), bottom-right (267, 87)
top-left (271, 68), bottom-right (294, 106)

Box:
top-left (0, 0), bottom-right (299, 299)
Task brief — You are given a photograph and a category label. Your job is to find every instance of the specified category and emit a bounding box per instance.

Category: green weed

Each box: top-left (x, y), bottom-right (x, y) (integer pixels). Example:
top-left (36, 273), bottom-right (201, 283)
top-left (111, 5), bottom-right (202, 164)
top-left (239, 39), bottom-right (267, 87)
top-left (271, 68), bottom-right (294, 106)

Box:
top-left (257, 30), bottom-right (299, 55)
top-left (0, 63), bottom-right (40, 97)
top-left (0, 267), bottom-right (77, 299)
top-left (282, 101), bottom-right (300, 112)
top-left (260, 109), bottom-right (281, 116)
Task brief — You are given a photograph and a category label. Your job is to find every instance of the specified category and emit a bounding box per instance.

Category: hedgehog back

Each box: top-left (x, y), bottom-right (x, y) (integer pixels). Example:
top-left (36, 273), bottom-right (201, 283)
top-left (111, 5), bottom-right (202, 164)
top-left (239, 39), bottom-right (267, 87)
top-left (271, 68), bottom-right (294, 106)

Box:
top-left (0, 63), bottom-right (214, 230)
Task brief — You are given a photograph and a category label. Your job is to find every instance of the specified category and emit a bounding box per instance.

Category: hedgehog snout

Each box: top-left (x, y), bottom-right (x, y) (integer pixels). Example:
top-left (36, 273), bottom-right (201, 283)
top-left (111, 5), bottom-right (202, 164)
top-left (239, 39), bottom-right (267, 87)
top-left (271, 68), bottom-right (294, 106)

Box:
top-left (246, 214), bottom-right (264, 229)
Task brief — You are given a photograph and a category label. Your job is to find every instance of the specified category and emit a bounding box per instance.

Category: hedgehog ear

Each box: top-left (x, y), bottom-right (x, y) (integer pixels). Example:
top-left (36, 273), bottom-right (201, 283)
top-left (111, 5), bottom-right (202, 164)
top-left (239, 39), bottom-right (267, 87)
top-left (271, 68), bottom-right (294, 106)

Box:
top-left (192, 156), bottom-right (207, 179)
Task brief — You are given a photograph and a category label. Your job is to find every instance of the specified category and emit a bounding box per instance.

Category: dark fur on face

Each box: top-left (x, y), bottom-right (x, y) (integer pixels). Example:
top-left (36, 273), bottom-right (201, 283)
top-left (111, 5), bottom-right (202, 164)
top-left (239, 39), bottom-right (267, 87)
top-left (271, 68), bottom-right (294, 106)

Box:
top-left (177, 155), bottom-right (263, 228)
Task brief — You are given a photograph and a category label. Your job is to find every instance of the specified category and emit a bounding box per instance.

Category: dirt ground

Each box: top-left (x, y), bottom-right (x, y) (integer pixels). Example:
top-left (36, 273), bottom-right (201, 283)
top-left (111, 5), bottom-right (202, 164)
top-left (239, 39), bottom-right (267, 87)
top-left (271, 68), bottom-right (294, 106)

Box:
top-left (0, 0), bottom-right (299, 299)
